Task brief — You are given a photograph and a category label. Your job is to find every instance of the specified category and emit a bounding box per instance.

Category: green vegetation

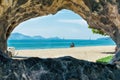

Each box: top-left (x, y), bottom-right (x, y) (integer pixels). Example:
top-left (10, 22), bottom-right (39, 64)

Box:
top-left (89, 25), bottom-right (114, 64)
top-left (88, 26), bottom-right (107, 36)
top-left (96, 55), bottom-right (113, 64)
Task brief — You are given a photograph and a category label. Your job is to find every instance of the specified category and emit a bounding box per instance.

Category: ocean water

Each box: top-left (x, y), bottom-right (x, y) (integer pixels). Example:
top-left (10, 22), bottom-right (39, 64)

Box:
top-left (7, 39), bottom-right (115, 50)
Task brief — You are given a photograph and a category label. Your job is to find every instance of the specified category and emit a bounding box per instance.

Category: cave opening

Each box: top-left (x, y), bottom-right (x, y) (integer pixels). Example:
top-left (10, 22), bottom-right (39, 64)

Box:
top-left (1, 1), bottom-right (120, 79)
top-left (7, 9), bottom-right (115, 62)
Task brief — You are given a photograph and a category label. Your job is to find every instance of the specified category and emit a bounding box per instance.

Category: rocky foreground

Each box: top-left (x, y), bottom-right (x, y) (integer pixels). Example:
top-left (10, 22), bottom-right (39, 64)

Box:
top-left (0, 51), bottom-right (120, 80)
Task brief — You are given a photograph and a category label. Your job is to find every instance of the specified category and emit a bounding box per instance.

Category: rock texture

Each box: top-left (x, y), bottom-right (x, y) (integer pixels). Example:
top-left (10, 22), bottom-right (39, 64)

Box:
top-left (0, 51), bottom-right (120, 80)
top-left (1, 0), bottom-right (120, 79)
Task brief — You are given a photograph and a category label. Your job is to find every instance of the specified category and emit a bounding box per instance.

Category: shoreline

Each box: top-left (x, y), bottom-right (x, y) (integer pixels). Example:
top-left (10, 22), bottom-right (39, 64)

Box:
top-left (14, 45), bottom-right (115, 50)
top-left (14, 46), bottom-right (115, 62)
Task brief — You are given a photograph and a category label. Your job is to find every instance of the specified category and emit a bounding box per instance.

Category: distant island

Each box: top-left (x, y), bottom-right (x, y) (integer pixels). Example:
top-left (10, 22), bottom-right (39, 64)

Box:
top-left (8, 33), bottom-right (115, 50)
top-left (8, 33), bottom-right (61, 40)
top-left (8, 33), bottom-right (114, 41)
top-left (96, 37), bottom-right (113, 41)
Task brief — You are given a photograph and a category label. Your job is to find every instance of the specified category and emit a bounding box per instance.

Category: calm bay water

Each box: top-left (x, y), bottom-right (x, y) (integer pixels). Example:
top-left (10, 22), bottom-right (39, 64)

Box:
top-left (7, 39), bottom-right (115, 50)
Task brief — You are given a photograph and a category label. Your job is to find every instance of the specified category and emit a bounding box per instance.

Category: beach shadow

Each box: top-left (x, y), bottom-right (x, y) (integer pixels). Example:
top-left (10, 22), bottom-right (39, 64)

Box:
top-left (101, 52), bottom-right (115, 54)
top-left (12, 56), bottom-right (30, 59)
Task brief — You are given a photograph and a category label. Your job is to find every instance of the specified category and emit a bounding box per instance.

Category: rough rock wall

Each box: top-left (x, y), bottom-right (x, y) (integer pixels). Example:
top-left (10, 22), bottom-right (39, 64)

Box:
top-left (1, 0), bottom-right (120, 79)
top-left (0, 51), bottom-right (120, 80)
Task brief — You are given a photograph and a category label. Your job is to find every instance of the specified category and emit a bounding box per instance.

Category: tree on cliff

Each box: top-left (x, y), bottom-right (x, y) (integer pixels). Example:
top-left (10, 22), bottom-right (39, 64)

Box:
top-left (89, 26), bottom-right (118, 53)
top-left (89, 26), bottom-right (107, 36)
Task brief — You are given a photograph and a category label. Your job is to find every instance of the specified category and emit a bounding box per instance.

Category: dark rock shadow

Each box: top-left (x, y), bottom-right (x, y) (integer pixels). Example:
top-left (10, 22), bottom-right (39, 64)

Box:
top-left (12, 56), bottom-right (30, 59)
top-left (101, 52), bottom-right (115, 54)
top-left (0, 50), bottom-right (120, 80)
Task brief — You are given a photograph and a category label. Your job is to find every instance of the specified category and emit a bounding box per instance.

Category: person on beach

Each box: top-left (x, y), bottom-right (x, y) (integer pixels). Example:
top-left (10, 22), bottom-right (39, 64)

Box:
top-left (70, 42), bottom-right (75, 48)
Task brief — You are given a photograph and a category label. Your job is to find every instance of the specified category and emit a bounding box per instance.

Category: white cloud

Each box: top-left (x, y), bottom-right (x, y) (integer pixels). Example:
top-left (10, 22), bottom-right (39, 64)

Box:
top-left (25, 14), bottom-right (52, 22)
top-left (58, 19), bottom-right (87, 25)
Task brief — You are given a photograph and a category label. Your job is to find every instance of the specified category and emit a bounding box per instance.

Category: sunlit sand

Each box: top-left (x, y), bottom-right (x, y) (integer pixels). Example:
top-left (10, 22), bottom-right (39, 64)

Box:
top-left (14, 46), bottom-right (115, 62)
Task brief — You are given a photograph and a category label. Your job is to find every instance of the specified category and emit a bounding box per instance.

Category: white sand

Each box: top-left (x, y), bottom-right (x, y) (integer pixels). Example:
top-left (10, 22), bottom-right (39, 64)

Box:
top-left (14, 46), bottom-right (115, 62)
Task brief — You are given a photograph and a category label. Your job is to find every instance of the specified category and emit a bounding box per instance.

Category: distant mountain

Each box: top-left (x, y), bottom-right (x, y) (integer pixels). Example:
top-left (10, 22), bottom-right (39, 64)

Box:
top-left (32, 36), bottom-right (45, 39)
top-left (97, 37), bottom-right (113, 41)
top-left (8, 33), bottom-right (61, 40)
top-left (8, 33), bottom-right (32, 40)
top-left (47, 37), bottom-right (61, 40)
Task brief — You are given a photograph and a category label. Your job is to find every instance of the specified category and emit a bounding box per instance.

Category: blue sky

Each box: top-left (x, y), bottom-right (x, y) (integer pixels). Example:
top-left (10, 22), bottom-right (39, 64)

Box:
top-left (13, 9), bottom-right (106, 39)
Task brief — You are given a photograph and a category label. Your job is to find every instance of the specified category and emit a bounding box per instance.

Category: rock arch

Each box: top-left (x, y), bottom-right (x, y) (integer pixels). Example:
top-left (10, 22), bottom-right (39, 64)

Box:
top-left (0, 0), bottom-right (120, 62)
top-left (1, 0), bottom-right (120, 79)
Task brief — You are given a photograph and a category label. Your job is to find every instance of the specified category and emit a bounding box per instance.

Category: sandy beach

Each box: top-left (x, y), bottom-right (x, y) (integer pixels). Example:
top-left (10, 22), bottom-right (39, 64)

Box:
top-left (14, 46), bottom-right (115, 62)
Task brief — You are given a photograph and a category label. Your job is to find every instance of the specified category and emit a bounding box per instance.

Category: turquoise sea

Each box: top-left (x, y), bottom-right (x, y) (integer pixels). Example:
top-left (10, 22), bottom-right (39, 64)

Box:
top-left (7, 39), bottom-right (115, 50)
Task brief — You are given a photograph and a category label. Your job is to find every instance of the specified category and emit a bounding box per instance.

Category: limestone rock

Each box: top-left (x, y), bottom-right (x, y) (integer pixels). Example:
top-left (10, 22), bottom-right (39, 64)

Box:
top-left (1, 0), bottom-right (120, 79)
